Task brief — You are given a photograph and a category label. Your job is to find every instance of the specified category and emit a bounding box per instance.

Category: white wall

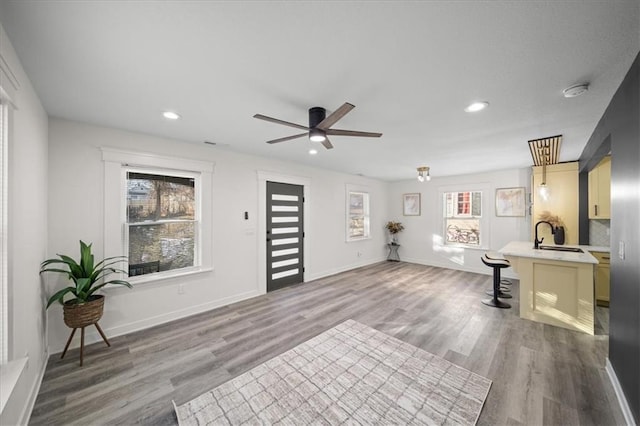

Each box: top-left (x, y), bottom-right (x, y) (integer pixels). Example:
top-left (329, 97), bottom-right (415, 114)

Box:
top-left (0, 24), bottom-right (49, 425)
top-left (46, 118), bottom-right (390, 353)
top-left (387, 168), bottom-right (531, 277)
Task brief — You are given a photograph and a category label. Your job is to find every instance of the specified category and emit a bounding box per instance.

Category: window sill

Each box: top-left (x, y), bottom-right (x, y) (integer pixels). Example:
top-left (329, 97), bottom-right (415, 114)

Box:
top-left (446, 244), bottom-right (489, 251)
top-left (122, 266), bottom-right (214, 286)
top-left (346, 237), bottom-right (371, 243)
top-left (0, 357), bottom-right (28, 414)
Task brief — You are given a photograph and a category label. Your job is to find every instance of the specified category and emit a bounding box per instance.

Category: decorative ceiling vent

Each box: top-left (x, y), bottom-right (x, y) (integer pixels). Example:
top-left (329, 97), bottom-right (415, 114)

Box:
top-left (528, 135), bottom-right (562, 166)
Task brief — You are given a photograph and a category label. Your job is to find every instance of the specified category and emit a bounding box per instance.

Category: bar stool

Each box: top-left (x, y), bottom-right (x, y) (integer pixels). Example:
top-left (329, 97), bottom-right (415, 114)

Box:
top-left (481, 254), bottom-right (511, 309)
top-left (485, 251), bottom-right (512, 295)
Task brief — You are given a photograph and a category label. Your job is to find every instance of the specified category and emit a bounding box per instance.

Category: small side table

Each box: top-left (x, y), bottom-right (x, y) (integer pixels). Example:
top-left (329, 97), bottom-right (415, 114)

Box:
top-left (387, 243), bottom-right (400, 262)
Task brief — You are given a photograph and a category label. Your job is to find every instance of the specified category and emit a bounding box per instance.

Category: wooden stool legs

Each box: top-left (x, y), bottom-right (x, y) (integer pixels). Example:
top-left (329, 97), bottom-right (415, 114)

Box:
top-left (60, 322), bottom-right (111, 366)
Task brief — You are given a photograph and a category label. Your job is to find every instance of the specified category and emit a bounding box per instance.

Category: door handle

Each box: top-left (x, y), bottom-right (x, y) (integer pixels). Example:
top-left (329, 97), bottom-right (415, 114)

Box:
top-left (595, 205), bottom-right (598, 216)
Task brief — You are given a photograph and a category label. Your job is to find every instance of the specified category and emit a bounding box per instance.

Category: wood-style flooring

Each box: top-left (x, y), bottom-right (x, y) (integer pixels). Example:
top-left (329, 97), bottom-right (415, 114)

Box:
top-left (29, 262), bottom-right (623, 425)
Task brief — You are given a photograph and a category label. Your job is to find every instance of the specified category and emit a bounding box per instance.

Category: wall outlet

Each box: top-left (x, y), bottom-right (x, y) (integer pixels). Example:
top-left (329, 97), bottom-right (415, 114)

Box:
top-left (178, 284), bottom-right (185, 294)
top-left (357, 251), bottom-right (362, 258)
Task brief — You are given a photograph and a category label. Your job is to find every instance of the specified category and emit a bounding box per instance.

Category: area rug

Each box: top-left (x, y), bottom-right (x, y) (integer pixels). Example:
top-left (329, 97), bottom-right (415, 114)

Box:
top-left (174, 319), bottom-right (491, 425)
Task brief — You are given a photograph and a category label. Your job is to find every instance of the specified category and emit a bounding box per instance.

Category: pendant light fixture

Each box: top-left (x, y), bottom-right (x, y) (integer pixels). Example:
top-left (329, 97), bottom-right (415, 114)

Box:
top-left (538, 147), bottom-right (550, 201)
top-left (417, 166), bottom-right (431, 182)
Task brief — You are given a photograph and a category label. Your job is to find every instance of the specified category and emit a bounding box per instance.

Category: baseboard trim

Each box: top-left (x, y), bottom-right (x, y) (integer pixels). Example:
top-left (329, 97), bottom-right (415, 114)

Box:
top-left (305, 257), bottom-right (386, 282)
top-left (19, 350), bottom-right (48, 426)
top-left (606, 357), bottom-right (637, 426)
top-left (49, 290), bottom-right (262, 354)
top-left (401, 256), bottom-right (519, 280)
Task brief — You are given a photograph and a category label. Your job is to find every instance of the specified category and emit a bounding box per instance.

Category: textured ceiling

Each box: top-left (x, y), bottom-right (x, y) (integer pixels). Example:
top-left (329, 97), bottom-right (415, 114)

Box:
top-left (1, 1), bottom-right (638, 181)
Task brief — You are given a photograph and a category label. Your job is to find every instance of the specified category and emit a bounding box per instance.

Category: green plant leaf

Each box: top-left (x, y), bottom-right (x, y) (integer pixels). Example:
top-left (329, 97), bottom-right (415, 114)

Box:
top-left (46, 287), bottom-right (75, 308)
top-left (86, 280), bottom-right (132, 297)
top-left (80, 240), bottom-right (94, 276)
top-left (40, 267), bottom-right (74, 278)
top-left (94, 256), bottom-right (127, 270)
top-left (58, 254), bottom-right (83, 277)
top-left (76, 277), bottom-right (92, 295)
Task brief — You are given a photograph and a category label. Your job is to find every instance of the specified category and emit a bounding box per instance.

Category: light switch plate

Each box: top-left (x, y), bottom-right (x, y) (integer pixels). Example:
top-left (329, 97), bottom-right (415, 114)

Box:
top-left (619, 241), bottom-right (625, 260)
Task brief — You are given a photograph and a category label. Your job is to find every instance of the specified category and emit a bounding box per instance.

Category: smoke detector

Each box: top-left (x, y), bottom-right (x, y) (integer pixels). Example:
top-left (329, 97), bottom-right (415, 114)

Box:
top-left (563, 83), bottom-right (589, 98)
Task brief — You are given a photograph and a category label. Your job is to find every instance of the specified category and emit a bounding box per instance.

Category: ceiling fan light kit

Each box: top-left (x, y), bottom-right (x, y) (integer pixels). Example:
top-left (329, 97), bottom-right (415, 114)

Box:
top-left (254, 102), bottom-right (382, 150)
top-left (309, 128), bottom-right (326, 142)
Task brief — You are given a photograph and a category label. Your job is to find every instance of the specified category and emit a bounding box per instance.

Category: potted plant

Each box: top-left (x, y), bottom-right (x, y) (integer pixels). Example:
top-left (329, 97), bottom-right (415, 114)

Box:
top-left (385, 221), bottom-right (405, 244)
top-left (40, 240), bottom-right (132, 365)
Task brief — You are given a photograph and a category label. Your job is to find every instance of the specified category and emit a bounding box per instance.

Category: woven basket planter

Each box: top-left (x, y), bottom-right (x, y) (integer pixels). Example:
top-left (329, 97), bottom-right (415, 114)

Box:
top-left (63, 295), bottom-right (105, 329)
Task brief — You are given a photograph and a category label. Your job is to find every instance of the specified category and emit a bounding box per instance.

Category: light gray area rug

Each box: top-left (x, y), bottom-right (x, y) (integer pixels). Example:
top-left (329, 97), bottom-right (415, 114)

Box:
top-left (174, 319), bottom-right (492, 425)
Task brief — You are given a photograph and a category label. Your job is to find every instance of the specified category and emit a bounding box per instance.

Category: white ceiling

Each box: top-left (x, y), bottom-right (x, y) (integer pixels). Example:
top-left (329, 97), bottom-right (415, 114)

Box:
top-left (1, 1), bottom-right (638, 181)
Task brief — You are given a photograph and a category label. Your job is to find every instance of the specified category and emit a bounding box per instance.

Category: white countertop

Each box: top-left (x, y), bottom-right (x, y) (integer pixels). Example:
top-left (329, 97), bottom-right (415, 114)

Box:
top-left (582, 245), bottom-right (610, 253)
top-left (499, 241), bottom-right (598, 264)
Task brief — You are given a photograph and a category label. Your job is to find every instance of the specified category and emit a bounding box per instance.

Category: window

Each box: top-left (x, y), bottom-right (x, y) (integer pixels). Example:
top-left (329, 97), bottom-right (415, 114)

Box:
top-left (125, 170), bottom-right (199, 277)
top-left (102, 148), bottom-right (214, 283)
top-left (347, 190), bottom-right (370, 241)
top-left (444, 191), bottom-right (482, 246)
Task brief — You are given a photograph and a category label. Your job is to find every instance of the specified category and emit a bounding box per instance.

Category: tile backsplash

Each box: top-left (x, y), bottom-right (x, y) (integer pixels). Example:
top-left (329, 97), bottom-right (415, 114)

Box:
top-left (589, 219), bottom-right (611, 247)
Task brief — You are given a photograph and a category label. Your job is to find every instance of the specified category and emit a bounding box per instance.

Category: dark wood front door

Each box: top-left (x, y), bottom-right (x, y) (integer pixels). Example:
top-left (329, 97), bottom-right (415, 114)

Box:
top-left (266, 181), bottom-right (304, 292)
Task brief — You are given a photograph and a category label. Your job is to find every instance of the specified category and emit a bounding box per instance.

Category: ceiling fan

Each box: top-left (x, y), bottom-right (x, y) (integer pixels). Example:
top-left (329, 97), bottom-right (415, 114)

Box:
top-left (253, 102), bottom-right (382, 150)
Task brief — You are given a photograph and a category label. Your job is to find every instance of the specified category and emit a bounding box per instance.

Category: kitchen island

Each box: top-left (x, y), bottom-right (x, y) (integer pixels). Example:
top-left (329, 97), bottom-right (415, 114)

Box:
top-left (499, 241), bottom-right (598, 335)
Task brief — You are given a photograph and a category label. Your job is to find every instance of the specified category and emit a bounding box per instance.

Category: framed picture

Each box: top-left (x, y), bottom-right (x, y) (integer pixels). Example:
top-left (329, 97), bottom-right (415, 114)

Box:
top-left (403, 193), bottom-right (421, 216)
top-left (495, 187), bottom-right (526, 217)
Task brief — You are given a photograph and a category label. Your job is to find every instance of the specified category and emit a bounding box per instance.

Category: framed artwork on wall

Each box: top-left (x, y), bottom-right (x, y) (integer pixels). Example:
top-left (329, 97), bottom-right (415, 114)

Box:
top-left (495, 187), bottom-right (526, 217)
top-left (403, 193), bottom-right (421, 216)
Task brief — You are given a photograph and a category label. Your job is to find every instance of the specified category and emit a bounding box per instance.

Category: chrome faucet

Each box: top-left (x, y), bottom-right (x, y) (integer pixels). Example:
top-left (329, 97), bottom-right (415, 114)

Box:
top-left (534, 220), bottom-right (555, 249)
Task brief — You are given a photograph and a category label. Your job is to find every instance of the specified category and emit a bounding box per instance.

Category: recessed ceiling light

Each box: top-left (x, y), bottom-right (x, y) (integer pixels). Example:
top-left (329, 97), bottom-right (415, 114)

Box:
top-left (464, 101), bottom-right (489, 113)
top-left (162, 111), bottom-right (181, 120)
top-left (309, 149), bottom-right (318, 155)
top-left (563, 83), bottom-right (589, 98)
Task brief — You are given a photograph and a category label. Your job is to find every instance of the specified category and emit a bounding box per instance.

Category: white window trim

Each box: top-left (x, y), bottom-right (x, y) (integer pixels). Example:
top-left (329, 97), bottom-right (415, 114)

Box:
top-left (0, 66), bottom-right (28, 415)
top-left (102, 148), bottom-right (215, 285)
top-left (0, 99), bottom-right (8, 365)
top-left (440, 185), bottom-right (490, 250)
top-left (345, 184), bottom-right (371, 242)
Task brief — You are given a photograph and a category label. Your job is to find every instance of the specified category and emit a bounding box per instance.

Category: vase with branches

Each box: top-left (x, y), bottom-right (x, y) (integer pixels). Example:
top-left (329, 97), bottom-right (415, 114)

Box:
top-left (538, 211), bottom-right (566, 245)
top-left (385, 221), bottom-right (404, 244)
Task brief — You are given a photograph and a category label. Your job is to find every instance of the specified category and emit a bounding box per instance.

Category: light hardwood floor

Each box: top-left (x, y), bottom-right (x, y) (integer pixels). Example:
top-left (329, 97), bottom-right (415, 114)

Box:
top-left (30, 262), bottom-right (623, 425)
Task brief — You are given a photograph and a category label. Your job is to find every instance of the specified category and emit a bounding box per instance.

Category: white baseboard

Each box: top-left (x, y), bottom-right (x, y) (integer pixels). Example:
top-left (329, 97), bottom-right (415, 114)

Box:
top-left (19, 350), bottom-right (48, 426)
top-left (49, 290), bottom-right (262, 354)
top-left (606, 358), bottom-right (637, 426)
top-left (305, 257), bottom-right (386, 282)
top-left (401, 256), bottom-right (519, 280)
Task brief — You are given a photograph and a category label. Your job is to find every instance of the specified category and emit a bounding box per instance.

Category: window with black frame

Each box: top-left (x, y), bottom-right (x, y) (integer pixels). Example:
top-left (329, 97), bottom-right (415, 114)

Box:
top-left (126, 170), bottom-right (198, 276)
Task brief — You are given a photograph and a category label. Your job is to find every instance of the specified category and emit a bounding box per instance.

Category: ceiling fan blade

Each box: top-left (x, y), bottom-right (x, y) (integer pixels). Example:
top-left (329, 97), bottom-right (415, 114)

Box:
top-left (266, 133), bottom-right (307, 144)
top-left (321, 138), bottom-right (334, 150)
top-left (325, 129), bottom-right (382, 138)
top-left (254, 114), bottom-right (309, 131)
top-left (316, 102), bottom-right (355, 130)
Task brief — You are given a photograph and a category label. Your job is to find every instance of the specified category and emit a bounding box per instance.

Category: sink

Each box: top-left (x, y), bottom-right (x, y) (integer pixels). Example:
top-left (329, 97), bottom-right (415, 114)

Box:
top-left (538, 245), bottom-right (584, 253)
